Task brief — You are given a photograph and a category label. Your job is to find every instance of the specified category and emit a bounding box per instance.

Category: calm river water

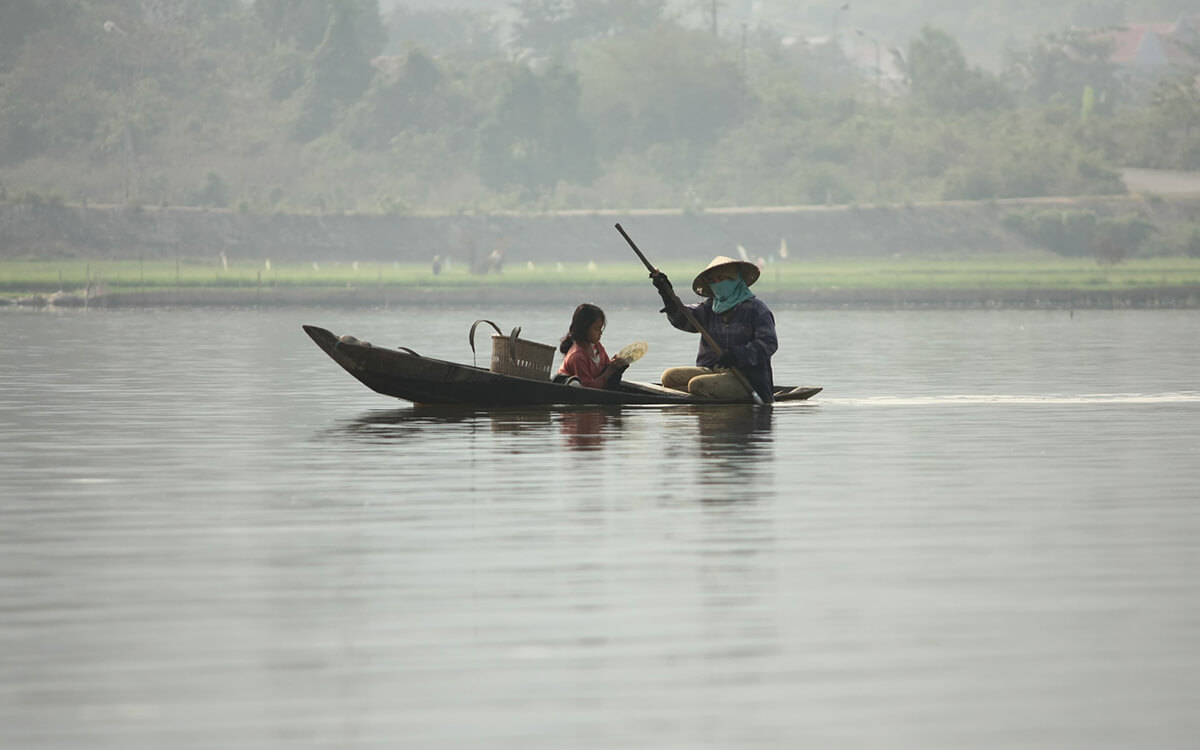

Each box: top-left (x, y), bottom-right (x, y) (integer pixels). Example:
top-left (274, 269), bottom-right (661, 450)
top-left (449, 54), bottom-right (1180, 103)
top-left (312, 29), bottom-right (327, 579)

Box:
top-left (2, 305), bottom-right (1198, 749)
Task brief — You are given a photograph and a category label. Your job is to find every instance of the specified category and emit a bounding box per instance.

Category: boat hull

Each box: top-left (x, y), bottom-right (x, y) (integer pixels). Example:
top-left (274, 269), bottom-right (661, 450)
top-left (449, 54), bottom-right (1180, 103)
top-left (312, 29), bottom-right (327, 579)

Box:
top-left (303, 325), bottom-right (821, 407)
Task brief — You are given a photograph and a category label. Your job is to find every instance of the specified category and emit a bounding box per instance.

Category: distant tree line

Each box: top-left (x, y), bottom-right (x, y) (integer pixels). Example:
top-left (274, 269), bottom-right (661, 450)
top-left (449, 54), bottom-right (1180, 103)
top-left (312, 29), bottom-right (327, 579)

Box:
top-left (0, 0), bottom-right (1198, 249)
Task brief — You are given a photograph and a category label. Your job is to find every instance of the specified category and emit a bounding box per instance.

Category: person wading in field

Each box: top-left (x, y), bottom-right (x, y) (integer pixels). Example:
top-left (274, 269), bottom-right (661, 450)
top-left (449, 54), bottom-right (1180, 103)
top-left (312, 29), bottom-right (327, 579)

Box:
top-left (650, 256), bottom-right (778, 403)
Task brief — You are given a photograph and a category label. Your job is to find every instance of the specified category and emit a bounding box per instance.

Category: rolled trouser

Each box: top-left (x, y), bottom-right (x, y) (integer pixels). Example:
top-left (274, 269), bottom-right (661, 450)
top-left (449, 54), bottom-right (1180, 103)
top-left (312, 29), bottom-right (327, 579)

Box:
top-left (661, 366), bottom-right (751, 399)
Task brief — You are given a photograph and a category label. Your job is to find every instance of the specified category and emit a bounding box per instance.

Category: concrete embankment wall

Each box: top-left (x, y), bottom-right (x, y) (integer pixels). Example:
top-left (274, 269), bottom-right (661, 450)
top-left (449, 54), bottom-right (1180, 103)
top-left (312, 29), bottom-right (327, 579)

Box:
top-left (3, 196), bottom-right (1197, 265)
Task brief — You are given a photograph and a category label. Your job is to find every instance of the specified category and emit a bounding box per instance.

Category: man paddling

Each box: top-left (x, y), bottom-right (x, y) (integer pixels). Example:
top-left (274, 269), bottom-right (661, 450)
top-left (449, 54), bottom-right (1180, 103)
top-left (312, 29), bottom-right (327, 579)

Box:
top-left (651, 256), bottom-right (778, 403)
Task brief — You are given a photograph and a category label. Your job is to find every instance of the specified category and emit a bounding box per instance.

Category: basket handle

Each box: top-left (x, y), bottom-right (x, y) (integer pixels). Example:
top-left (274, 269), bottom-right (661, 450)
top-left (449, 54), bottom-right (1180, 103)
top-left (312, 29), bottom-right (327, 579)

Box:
top-left (469, 319), bottom-right (503, 367)
top-left (506, 326), bottom-right (522, 361)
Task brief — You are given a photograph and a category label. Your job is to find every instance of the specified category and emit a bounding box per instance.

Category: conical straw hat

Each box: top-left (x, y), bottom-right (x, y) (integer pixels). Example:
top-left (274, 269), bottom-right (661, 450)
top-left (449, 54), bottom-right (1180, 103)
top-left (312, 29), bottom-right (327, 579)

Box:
top-left (691, 256), bottom-right (761, 297)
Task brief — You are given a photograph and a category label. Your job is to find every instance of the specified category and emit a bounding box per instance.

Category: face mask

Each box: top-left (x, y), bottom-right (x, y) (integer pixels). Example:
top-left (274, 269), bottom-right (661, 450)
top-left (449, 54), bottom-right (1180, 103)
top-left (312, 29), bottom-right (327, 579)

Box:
top-left (710, 278), bottom-right (740, 299)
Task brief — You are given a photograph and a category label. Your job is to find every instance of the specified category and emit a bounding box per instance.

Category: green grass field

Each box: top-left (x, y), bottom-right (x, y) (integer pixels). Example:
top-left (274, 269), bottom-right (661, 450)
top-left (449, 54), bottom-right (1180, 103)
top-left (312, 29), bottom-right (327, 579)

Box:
top-left (3, 255), bottom-right (1200, 303)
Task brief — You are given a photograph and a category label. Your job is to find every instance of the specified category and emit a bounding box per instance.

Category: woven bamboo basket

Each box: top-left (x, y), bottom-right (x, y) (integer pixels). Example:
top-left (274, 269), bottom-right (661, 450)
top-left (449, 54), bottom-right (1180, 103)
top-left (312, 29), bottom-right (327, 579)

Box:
top-left (490, 335), bottom-right (555, 379)
top-left (469, 319), bottom-right (555, 380)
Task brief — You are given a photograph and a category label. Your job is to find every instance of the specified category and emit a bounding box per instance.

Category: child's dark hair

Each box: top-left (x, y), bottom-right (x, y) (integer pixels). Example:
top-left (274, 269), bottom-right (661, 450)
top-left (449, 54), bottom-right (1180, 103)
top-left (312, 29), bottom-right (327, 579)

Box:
top-left (559, 303), bottom-right (605, 354)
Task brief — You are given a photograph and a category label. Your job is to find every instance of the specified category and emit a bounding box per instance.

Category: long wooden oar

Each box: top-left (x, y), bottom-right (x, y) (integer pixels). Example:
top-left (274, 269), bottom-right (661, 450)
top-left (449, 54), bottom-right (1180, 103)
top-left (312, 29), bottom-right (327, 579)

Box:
top-left (615, 223), bottom-right (764, 406)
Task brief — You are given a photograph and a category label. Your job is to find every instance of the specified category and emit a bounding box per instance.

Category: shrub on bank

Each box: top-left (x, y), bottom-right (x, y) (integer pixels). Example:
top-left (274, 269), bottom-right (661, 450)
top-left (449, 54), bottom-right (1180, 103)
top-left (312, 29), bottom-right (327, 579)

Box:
top-left (1002, 209), bottom-right (1157, 261)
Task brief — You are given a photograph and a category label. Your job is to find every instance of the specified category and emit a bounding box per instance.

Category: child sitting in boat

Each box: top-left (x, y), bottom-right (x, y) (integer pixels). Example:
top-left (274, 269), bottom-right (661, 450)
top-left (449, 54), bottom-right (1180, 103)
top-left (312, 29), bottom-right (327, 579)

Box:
top-left (555, 303), bottom-right (628, 389)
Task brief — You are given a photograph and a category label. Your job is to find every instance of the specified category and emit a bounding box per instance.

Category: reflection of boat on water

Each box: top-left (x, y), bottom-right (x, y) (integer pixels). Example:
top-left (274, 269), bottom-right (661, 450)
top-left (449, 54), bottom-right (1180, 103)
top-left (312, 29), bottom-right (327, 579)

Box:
top-left (693, 405), bottom-right (779, 488)
top-left (326, 403), bottom-right (793, 468)
top-left (326, 405), bottom-right (622, 453)
top-left (559, 408), bottom-right (619, 451)
top-left (696, 404), bottom-right (774, 440)
top-left (304, 325), bottom-right (822, 407)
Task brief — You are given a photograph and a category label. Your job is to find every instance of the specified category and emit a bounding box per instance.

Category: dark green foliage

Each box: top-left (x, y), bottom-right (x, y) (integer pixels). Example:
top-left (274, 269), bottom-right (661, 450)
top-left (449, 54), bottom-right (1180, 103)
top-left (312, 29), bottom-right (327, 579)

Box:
top-left (293, 2), bottom-right (378, 141)
top-left (512, 0), bottom-right (666, 55)
top-left (254, 0), bottom-right (384, 56)
top-left (1185, 225), bottom-right (1200, 258)
top-left (341, 49), bottom-right (471, 151)
top-left (1082, 65), bottom-right (1200, 171)
top-left (475, 64), bottom-right (598, 197)
top-left (1141, 220), bottom-right (1200, 257)
top-left (254, 0), bottom-right (327, 49)
top-left (0, 80), bottom-right (40, 166)
top-left (267, 49), bottom-right (308, 100)
top-left (192, 171), bottom-right (231, 208)
top-left (936, 115), bottom-right (1125, 200)
top-left (312, 5), bottom-right (376, 102)
top-left (1097, 214), bottom-right (1156, 261)
top-left (1003, 30), bottom-right (1118, 111)
top-left (905, 26), bottom-right (1012, 115)
top-left (0, 0), bottom-right (73, 72)
top-left (2, 0), bottom-right (1197, 226)
top-left (577, 25), bottom-right (746, 157)
top-left (1003, 209), bottom-right (1155, 260)
top-left (382, 6), bottom-right (499, 60)
top-left (1004, 209), bottom-right (1097, 256)
top-left (1146, 70), bottom-right (1200, 166)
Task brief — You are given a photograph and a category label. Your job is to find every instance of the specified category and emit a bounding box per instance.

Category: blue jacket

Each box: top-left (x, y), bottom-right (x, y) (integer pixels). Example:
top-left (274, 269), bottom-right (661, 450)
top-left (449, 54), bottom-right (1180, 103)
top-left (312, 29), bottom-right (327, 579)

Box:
top-left (666, 297), bottom-right (778, 402)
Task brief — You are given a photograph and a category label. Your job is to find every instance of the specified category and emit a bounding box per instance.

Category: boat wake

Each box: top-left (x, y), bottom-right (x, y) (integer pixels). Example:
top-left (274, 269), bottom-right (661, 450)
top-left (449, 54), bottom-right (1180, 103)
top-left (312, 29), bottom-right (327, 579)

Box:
top-left (820, 392), bottom-right (1200, 406)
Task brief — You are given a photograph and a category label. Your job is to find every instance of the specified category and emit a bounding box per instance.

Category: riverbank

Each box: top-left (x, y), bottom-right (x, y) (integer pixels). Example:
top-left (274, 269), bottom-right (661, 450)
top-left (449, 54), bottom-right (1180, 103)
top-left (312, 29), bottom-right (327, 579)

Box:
top-left (10, 286), bottom-right (1196, 310)
top-left (9, 273), bottom-right (1200, 309)
top-left (6, 259), bottom-right (1198, 310)
top-left (5, 193), bottom-right (1200, 265)
top-left (6, 196), bottom-right (1200, 309)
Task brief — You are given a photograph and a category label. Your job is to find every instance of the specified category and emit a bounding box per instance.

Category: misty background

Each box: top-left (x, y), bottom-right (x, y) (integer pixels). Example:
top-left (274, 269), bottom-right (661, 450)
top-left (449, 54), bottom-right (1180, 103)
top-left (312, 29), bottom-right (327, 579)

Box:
top-left (3, 0), bottom-right (1200, 222)
top-left (5, 7), bottom-right (1200, 748)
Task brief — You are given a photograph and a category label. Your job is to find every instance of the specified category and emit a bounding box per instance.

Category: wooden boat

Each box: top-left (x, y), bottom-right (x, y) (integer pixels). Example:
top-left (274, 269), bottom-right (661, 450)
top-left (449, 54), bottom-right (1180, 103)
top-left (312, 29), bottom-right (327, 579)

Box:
top-left (303, 325), bottom-right (821, 407)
